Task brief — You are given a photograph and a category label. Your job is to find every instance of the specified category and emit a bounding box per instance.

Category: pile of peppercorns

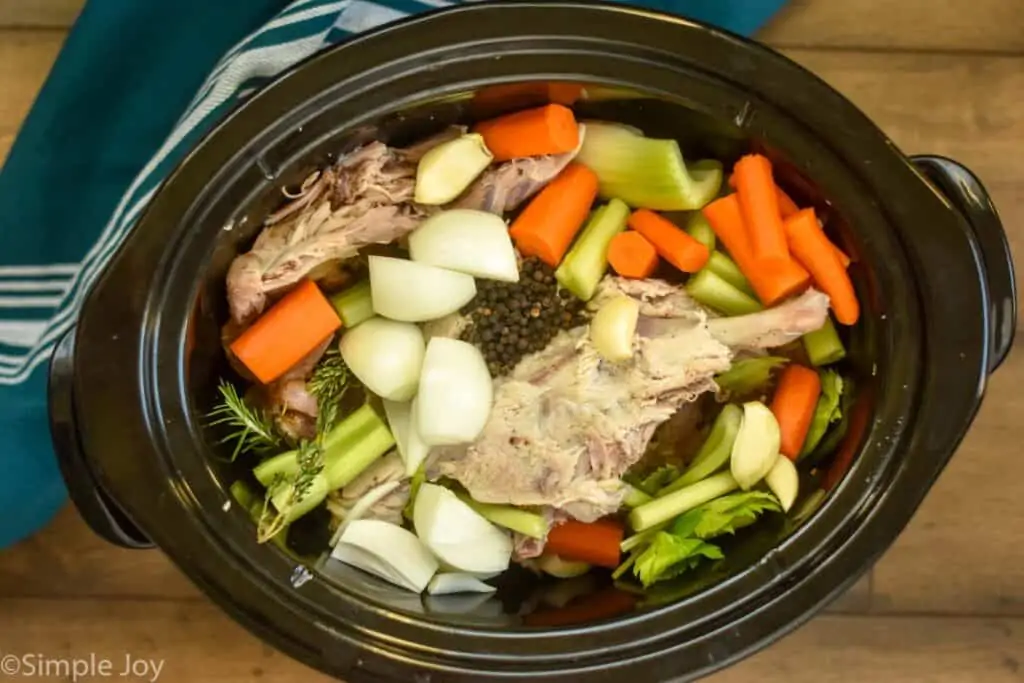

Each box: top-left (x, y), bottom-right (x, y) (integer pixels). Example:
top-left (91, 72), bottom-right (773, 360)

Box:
top-left (461, 258), bottom-right (589, 377)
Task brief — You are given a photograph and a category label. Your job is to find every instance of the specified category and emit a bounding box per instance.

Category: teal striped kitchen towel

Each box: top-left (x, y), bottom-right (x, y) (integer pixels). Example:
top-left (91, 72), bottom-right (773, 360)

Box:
top-left (0, 0), bottom-right (788, 548)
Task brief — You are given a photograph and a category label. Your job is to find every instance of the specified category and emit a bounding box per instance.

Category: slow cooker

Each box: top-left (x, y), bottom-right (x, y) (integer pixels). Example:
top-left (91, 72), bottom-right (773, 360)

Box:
top-left (47, 3), bottom-right (1017, 681)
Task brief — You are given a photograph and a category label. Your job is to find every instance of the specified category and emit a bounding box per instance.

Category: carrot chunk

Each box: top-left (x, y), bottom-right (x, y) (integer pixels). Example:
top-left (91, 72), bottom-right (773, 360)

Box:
top-left (702, 194), bottom-right (810, 306)
top-left (626, 209), bottom-right (710, 273)
top-left (229, 280), bottom-right (341, 384)
top-left (733, 154), bottom-right (790, 266)
top-left (771, 364), bottom-right (822, 459)
top-left (509, 162), bottom-right (598, 267)
top-left (608, 231), bottom-right (659, 279)
top-left (473, 104), bottom-right (580, 161)
top-left (784, 208), bottom-right (860, 325)
top-left (544, 518), bottom-right (624, 569)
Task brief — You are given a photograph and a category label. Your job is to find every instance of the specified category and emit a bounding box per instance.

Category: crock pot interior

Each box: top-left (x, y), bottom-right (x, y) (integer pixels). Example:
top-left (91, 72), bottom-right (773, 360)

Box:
top-left (184, 79), bottom-right (879, 629)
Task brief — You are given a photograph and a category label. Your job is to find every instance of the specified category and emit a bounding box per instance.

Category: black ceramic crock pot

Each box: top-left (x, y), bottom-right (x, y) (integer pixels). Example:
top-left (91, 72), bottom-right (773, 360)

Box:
top-left (47, 3), bottom-right (1017, 681)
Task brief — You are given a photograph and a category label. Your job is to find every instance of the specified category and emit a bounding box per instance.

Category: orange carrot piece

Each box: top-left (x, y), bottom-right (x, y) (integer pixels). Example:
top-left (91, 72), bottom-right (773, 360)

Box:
top-left (771, 364), bottom-right (822, 459)
top-left (627, 209), bottom-right (710, 273)
top-left (229, 280), bottom-right (341, 384)
top-left (832, 243), bottom-right (851, 268)
top-left (702, 194), bottom-right (811, 306)
top-left (473, 104), bottom-right (580, 161)
top-left (544, 519), bottom-right (624, 569)
top-left (729, 171), bottom-right (801, 219)
top-left (784, 208), bottom-right (860, 325)
top-left (733, 154), bottom-right (790, 266)
top-left (508, 162), bottom-right (598, 267)
top-left (608, 231), bottom-right (659, 279)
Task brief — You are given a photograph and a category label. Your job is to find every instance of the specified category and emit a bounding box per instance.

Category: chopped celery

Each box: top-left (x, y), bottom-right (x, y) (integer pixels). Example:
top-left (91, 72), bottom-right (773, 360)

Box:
top-left (555, 199), bottom-right (630, 301)
top-left (270, 473), bottom-right (330, 523)
top-left (685, 213), bottom-right (716, 251)
top-left (803, 316), bottom-right (846, 366)
top-left (330, 280), bottom-right (374, 328)
top-left (663, 404), bottom-right (743, 493)
top-left (799, 370), bottom-right (844, 458)
top-left (685, 268), bottom-right (762, 316)
top-left (623, 485), bottom-right (653, 509)
top-left (629, 471), bottom-right (739, 532)
top-left (706, 251), bottom-right (756, 297)
top-left (620, 523), bottom-right (668, 553)
top-left (323, 416), bottom-right (395, 490)
top-left (230, 480), bottom-right (291, 548)
top-left (458, 495), bottom-right (548, 539)
top-left (715, 357), bottom-right (789, 396)
top-left (254, 403), bottom-right (384, 487)
top-left (576, 122), bottom-right (723, 210)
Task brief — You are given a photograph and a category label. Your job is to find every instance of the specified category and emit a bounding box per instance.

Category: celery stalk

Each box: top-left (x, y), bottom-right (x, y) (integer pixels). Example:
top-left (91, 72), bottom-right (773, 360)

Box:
top-left (330, 280), bottom-right (374, 328)
top-left (685, 269), bottom-right (762, 316)
top-left (270, 474), bottom-right (330, 523)
top-left (230, 480), bottom-right (287, 549)
top-left (663, 404), bottom-right (743, 493)
top-left (715, 357), bottom-right (789, 396)
top-left (685, 213), bottom-right (716, 251)
top-left (623, 484), bottom-right (653, 509)
top-left (629, 471), bottom-right (739, 532)
top-left (253, 403), bottom-right (384, 487)
top-left (555, 199), bottom-right (630, 301)
top-left (324, 416), bottom-right (395, 490)
top-left (459, 495), bottom-right (548, 539)
top-left (706, 251), bottom-right (756, 297)
top-left (576, 122), bottom-right (723, 210)
top-left (803, 316), bottom-right (847, 366)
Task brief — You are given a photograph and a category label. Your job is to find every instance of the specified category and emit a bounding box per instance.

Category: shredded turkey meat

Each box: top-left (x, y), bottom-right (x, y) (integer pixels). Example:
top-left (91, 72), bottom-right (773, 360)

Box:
top-left (226, 141), bottom-right (435, 324)
top-left (429, 277), bottom-right (830, 525)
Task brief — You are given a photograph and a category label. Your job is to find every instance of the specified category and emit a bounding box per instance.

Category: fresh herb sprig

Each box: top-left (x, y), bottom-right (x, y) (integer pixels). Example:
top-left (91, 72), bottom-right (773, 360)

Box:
top-left (256, 349), bottom-right (356, 542)
top-left (207, 380), bottom-right (281, 461)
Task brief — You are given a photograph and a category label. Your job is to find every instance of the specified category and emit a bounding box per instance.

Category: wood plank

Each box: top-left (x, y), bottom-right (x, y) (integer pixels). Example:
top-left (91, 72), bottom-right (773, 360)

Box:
top-left (0, 598), bottom-right (332, 682)
top-left (0, 599), bottom-right (1020, 683)
top-left (761, 0), bottom-right (1024, 53)
top-left (711, 614), bottom-right (1024, 683)
top-left (0, 30), bottom-right (64, 166)
top-left (0, 0), bottom-right (82, 28)
top-left (0, 505), bottom-right (200, 600)
top-left (781, 50), bottom-right (1024, 190)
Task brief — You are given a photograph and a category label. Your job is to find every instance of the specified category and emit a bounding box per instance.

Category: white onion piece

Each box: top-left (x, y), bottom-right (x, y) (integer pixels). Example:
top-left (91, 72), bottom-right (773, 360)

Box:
top-left (427, 573), bottom-right (498, 595)
top-left (414, 483), bottom-right (512, 574)
top-left (382, 399), bottom-right (431, 476)
top-left (416, 337), bottom-right (493, 446)
top-left (332, 519), bottom-right (438, 593)
top-left (414, 134), bottom-right (494, 205)
top-left (730, 401), bottom-right (782, 490)
top-left (589, 294), bottom-right (639, 362)
top-left (369, 256), bottom-right (476, 323)
top-left (339, 317), bottom-right (425, 401)
top-left (329, 480), bottom-right (402, 547)
top-left (765, 453), bottom-right (799, 512)
top-left (408, 209), bottom-right (519, 282)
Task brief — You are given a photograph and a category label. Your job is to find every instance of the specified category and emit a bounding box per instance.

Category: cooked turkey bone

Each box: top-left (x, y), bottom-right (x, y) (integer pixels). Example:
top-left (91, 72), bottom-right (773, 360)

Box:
top-left (431, 278), bottom-right (829, 522)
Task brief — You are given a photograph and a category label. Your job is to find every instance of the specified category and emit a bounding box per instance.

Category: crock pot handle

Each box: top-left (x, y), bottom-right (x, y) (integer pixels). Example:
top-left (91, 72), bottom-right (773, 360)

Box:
top-left (910, 155), bottom-right (1018, 373)
top-left (48, 328), bottom-right (154, 549)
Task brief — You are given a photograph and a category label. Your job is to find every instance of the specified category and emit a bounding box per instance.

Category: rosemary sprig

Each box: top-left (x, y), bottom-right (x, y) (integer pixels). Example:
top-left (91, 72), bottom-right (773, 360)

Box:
top-left (255, 349), bottom-right (356, 542)
top-left (207, 380), bottom-right (281, 461)
top-left (308, 348), bottom-right (354, 435)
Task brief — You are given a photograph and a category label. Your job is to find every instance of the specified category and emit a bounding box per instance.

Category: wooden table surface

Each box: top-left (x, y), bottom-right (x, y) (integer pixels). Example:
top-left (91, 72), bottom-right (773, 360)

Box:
top-left (1, 1), bottom-right (1022, 681)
